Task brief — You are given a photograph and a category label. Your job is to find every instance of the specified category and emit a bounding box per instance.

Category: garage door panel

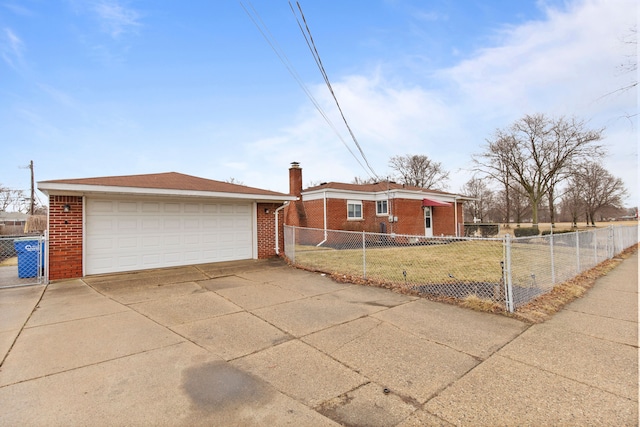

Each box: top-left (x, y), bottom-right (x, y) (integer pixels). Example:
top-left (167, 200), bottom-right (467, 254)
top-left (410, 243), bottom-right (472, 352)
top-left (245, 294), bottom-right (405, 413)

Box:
top-left (184, 251), bottom-right (202, 261)
top-left (86, 199), bottom-right (254, 274)
top-left (142, 202), bottom-right (160, 212)
top-left (164, 219), bottom-right (181, 230)
top-left (141, 253), bottom-right (161, 266)
top-left (142, 236), bottom-right (161, 248)
top-left (185, 203), bottom-right (200, 213)
top-left (202, 234), bottom-right (218, 244)
top-left (91, 200), bottom-right (115, 212)
top-left (118, 237), bottom-right (137, 249)
top-left (118, 255), bottom-right (138, 268)
top-left (202, 219), bottom-right (218, 229)
top-left (90, 256), bottom-right (114, 270)
top-left (90, 217), bottom-right (115, 232)
top-left (163, 252), bottom-right (181, 263)
top-left (235, 204), bottom-right (250, 214)
top-left (185, 219), bottom-right (201, 230)
top-left (164, 235), bottom-right (181, 246)
top-left (89, 237), bottom-right (114, 251)
top-left (164, 203), bottom-right (180, 213)
top-left (203, 204), bottom-right (218, 213)
top-left (142, 219), bottom-right (161, 231)
top-left (117, 219), bottom-right (138, 231)
top-left (118, 201), bottom-right (137, 212)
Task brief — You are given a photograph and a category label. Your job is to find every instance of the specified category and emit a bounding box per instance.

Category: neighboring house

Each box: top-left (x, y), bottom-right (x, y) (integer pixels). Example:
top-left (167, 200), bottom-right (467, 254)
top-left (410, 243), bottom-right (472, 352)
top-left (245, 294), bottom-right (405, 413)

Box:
top-left (285, 163), bottom-right (472, 237)
top-left (0, 212), bottom-right (28, 235)
top-left (38, 172), bottom-right (295, 281)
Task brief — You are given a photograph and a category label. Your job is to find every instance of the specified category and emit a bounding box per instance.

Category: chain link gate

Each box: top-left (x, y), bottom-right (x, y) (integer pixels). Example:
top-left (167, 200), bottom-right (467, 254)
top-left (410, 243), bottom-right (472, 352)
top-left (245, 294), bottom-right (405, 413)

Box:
top-left (0, 234), bottom-right (47, 288)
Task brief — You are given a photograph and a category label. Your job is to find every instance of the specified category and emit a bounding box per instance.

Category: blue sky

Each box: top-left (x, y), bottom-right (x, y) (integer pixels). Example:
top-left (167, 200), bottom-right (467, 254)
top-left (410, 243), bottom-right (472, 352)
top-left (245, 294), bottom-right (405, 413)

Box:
top-left (1, 0), bottom-right (637, 207)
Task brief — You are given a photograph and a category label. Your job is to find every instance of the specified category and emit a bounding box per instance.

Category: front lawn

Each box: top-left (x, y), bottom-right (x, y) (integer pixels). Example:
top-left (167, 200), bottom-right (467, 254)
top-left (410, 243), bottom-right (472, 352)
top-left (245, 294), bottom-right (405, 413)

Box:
top-left (292, 239), bottom-right (504, 285)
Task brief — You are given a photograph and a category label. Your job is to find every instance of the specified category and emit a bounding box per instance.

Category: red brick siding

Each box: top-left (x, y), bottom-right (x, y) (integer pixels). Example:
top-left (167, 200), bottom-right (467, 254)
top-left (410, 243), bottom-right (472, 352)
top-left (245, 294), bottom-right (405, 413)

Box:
top-left (432, 202), bottom-right (464, 236)
top-left (390, 199), bottom-right (422, 235)
top-left (257, 203), bottom-right (285, 259)
top-left (290, 197), bottom-right (464, 237)
top-left (48, 195), bottom-right (83, 280)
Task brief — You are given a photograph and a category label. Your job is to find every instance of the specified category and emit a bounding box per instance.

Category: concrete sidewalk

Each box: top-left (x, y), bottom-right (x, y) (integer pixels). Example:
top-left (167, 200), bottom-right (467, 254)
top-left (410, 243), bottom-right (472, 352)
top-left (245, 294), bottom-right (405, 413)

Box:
top-left (0, 254), bottom-right (637, 426)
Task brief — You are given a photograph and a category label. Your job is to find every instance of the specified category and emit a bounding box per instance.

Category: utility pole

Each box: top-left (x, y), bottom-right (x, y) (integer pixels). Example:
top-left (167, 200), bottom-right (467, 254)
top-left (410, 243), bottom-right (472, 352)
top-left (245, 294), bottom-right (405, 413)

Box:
top-left (19, 160), bottom-right (35, 214)
top-left (29, 160), bottom-right (34, 215)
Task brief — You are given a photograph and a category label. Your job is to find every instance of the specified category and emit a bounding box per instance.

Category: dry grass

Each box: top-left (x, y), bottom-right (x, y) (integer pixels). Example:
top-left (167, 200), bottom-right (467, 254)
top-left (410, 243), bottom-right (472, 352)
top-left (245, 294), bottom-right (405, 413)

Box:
top-left (288, 240), bottom-right (638, 324)
top-left (460, 294), bottom-right (504, 313)
top-left (0, 256), bottom-right (18, 267)
top-left (294, 239), bottom-right (504, 285)
top-left (511, 244), bottom-right (637, 323)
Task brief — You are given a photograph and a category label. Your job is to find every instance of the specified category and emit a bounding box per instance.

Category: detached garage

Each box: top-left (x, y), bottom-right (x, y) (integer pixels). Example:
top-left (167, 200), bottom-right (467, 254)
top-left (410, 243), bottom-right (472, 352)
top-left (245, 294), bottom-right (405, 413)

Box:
top-left (38, 172), bottom-right (295, 280)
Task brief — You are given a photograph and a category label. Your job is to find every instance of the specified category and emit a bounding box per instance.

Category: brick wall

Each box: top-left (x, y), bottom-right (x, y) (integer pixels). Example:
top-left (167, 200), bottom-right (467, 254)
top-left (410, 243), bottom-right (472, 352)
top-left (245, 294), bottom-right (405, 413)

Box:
top-left (48, 195), bottom-right (83, 280)
top-left (257, 202), bottom-right (286, 259)
top-left (292, 196), bottom-right (465, 237)
top-left (433, 203), bottom-right (464, 236)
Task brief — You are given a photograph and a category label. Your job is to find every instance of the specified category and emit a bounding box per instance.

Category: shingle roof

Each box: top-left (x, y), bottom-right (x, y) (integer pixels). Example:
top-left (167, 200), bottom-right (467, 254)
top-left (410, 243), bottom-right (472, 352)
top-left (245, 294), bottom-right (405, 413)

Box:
top-left (304, 181), bottom-right (456, 196)
top-left (39, 172), bottom-right (290, 198)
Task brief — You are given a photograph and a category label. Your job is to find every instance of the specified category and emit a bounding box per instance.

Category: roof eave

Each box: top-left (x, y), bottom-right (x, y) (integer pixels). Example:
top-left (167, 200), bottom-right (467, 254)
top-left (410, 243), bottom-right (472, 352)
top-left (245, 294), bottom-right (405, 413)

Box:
top-left (37, 182), bottom-right (296, 202)
top-left (302, 186), bottom-right (467, 200)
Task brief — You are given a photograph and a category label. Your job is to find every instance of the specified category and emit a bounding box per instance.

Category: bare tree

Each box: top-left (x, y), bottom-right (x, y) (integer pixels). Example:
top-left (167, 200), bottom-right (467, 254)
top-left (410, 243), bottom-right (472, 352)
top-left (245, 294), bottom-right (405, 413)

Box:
top-left (495, 183), bottom-right (532, 225)
top-left (461, 178), bottom-right (494, 222)
top-left (571, 162), bottom-right (627, 226)
top-left (389, 154), bottom-right (449, 190)
top-left (0, 185), bottom-right (26, 212)
top-left (225, 178), bottom-right (245, 185)
top-left (474, 114), bottom-right (604, 229)
top-left (560, 183), bottom-right (584, 226)
top-left (351, 176), bottom-right (378, 185)
top-left (607, 25), bottom-right (637, 97)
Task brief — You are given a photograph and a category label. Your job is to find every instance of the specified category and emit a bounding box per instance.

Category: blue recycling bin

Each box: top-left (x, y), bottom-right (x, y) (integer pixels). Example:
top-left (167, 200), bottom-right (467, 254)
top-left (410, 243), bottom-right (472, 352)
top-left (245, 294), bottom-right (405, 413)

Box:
top-left (14, 238), bottom-right (41, 278)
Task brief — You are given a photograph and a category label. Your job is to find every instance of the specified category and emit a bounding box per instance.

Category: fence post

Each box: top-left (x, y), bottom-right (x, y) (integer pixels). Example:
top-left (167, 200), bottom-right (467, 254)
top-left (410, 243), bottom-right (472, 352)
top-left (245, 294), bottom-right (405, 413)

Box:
top-left (608, 226), bottom-right (614, 259)
top-left (362, 231), bottom-right (366, 280)
top-left (503, 234), bottom-right (514, 313)
top-left (44, 231), bottom-right (49, 285)
top-left (576, 231), bottom-right (581, 274)
top-left (550, 232), bottom-right (555, 286)
top-left (593, 228), bottom-right (597, 265)
top-left (291, 226), bottom-right (296, 263)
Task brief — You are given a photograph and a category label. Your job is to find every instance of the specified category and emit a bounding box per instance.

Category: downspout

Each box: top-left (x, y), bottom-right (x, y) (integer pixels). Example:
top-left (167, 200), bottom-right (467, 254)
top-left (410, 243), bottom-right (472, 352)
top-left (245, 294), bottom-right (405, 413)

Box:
top-left (454, 197), bottom-right (459, 237)
top-left (275, 202), bottom-right (289, 255)
top-left (316, 190), bottom-right (328, 246)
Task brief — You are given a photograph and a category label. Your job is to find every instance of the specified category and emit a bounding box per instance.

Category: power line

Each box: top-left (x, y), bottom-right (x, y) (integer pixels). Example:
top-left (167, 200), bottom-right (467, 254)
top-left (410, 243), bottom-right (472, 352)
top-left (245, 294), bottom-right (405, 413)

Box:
top-left (289, 1), bottom-right (379, 179)
top-left (239, 1), bottom-right (377, 180)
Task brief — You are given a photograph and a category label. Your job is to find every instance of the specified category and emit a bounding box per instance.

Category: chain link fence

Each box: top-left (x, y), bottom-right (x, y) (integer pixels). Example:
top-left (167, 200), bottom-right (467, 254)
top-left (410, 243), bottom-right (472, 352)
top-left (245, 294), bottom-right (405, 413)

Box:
top-left (0, 235), bottom-right (46, 288)
top-left (284, 224), bottom-right (638, 312)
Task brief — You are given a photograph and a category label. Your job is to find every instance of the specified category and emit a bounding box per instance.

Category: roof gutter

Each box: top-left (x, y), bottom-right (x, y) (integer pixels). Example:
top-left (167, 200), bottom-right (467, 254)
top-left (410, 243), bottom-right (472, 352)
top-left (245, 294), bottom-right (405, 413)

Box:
top-left (37, 182), bottom-right (295, 203)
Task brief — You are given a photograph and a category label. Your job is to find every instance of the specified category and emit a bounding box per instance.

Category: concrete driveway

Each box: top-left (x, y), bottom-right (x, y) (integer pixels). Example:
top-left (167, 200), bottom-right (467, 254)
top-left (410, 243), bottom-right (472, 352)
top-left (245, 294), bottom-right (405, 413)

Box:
top-left (0, 254), bottom-right (637, 426)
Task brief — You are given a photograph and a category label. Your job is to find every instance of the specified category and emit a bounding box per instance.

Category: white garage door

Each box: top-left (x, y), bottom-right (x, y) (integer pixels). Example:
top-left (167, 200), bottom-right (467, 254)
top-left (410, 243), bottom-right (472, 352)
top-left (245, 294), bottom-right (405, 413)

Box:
top-left (85, 197), bottom-right (254, 275)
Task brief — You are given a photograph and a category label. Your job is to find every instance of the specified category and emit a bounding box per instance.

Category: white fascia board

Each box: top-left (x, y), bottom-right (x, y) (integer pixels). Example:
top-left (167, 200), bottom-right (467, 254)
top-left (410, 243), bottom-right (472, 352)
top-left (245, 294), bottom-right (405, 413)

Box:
top-left (302, 188), bottom-right (456, 202)
top-left (37, 182), bottom-right (296, 202)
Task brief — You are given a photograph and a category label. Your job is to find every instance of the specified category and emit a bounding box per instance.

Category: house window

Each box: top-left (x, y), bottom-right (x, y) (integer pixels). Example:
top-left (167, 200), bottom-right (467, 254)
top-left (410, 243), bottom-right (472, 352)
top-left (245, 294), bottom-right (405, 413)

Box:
top-left (347, 200), bottom-right (363, 219)
top-left (376, 200), bottom-right (388, 216)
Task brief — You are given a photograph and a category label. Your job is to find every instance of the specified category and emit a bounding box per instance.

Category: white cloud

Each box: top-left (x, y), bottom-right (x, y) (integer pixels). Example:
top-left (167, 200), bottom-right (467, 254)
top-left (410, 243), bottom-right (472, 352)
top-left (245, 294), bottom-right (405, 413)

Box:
top-left (68, 0), bottom-right (141, 39)
top-left (443, 0), bottom-right (636, 119)
top-left (37, 83), bottom-right (76, 107)
top-left (240, 0), bottom-right (637, 202)
top-left (1, 27), bottom-right (24, 69)
top-left (2, 3), bottom-right (33, 16)
top-left (93, 0), bottom-right (141, 39)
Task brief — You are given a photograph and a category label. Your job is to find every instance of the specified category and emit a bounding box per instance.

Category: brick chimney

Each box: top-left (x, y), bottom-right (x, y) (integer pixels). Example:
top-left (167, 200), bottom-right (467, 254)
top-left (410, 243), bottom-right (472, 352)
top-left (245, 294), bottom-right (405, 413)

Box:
top-left (289, 162), bottom-right (302, 197)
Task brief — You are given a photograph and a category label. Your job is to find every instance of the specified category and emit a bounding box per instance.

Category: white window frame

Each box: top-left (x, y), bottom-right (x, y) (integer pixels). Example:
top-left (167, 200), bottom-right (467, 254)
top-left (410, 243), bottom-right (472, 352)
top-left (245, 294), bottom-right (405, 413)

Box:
top-left (347, 200), bottom-right (363, 220)
top-left (376, 200), bottom-right (388, 216)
